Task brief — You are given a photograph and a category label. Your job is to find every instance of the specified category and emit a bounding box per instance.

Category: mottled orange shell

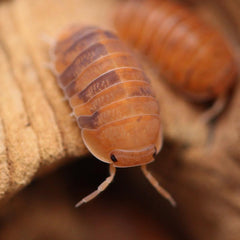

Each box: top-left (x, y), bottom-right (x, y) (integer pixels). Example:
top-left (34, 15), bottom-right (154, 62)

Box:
top-left (52, 26), bottom-right (162, 167)
top-left (114, 0), bottom-right (237, 101)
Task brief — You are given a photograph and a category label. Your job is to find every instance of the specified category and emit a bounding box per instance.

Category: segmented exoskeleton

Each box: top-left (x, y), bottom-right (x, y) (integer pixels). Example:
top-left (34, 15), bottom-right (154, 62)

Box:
top-left (114, 0), bottom-right (237, 119)
top-left (51, 25), bottom-right (175, 207)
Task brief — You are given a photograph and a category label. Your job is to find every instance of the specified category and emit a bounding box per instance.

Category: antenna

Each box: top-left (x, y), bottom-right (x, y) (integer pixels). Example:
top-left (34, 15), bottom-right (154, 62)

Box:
top-left (75, 164), bottom-right (116, 207)
top-left (141, 164), bottom-right (176, 207)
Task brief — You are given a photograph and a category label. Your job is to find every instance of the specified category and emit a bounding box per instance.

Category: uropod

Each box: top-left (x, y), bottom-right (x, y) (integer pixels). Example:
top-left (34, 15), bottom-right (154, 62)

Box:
top-left (50, 25), bottom-right (175, 207)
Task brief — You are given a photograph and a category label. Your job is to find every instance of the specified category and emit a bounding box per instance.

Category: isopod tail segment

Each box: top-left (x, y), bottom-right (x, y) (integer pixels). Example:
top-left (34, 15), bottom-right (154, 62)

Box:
top-left (75, 163), bottom-right (176, 208)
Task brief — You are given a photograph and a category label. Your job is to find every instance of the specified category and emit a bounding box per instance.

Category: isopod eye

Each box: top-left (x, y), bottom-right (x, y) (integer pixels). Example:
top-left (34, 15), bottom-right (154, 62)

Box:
top-left (110, 154), bottom-right (118, 162)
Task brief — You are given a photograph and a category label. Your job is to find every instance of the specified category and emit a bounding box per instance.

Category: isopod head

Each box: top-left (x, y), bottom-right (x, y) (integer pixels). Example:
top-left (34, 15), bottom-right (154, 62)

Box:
top-left (81, 114), bottom-right (163, 167)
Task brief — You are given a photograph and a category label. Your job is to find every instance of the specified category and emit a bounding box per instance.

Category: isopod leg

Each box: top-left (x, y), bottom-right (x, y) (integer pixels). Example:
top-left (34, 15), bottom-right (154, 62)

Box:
top-left (41, 33), bottom-right (55, 45)
top-left (199, 95), bottom-right (227, 123)
top-left (141, 165), bottom-right (176, 207)
top-left (41, 33), bottom-right (57, 66)
top-left (41, 33), bottom-right (58, 76)
top-left (43, 62), bottom-right (58, 76)
top-left (75, 164), bottom-right (116, 207)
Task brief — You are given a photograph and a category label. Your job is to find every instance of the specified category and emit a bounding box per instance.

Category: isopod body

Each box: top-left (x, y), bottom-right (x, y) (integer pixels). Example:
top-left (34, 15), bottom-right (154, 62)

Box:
top-left (114, 0), bottom-right (237, 102)
top-left (51, 26), bottom-right (175, 206)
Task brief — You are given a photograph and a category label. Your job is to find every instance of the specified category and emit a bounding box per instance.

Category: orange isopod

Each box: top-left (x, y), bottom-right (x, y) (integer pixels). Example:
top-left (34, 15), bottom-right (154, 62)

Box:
top-left (114, 0), bottom-right (237, 117)
top-left (50, 25), bottom-right (175, 207)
